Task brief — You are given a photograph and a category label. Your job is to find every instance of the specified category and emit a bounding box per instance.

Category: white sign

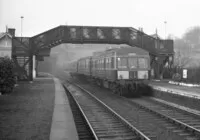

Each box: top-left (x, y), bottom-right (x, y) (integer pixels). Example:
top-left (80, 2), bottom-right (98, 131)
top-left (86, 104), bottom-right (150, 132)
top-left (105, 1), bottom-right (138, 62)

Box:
top-left (183, 69), bottom-right (187, 79)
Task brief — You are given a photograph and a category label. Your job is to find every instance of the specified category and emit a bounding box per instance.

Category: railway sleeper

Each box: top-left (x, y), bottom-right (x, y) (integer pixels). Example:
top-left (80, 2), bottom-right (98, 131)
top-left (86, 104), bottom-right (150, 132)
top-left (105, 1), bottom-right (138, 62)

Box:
top-left (98, 135), bottom-right (138, 140)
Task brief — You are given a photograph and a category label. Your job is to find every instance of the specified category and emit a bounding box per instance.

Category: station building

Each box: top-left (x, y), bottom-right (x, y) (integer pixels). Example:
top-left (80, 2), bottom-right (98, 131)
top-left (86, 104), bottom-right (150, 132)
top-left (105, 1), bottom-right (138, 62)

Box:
top-left (0, 28), bottom-right (15, 58)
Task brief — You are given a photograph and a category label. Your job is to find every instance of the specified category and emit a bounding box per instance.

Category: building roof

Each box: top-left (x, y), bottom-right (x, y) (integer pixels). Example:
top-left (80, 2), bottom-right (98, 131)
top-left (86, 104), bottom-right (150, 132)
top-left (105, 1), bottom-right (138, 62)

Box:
top-left (0, 32), bottom-right (12, 40)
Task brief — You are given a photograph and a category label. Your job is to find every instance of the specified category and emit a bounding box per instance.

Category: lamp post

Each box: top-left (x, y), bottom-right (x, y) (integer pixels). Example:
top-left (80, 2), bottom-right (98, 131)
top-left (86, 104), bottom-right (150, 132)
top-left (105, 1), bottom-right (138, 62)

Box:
top-left (164, 21), bottom-right (167, 39)
top-left (20, 16), bottom-right (24, 41)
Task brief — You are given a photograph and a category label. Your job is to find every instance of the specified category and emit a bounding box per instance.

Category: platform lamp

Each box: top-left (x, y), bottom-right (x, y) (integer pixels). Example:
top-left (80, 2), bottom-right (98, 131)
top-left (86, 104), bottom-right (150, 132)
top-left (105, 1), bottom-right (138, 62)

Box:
top-left (20, 16), bottom-right (24, 42)
top-left (164, 21), bottom-right (167, 40)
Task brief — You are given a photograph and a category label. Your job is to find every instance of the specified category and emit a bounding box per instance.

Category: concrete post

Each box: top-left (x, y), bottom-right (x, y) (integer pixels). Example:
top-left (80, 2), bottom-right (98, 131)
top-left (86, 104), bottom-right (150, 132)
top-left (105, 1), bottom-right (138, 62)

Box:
top-left (33, 55), bottom-right (36, 78)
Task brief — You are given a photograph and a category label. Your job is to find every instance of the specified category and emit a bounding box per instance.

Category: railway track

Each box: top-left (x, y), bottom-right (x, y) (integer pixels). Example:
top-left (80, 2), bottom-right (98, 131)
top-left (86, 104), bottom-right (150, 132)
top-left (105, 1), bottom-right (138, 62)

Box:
top-left (63, 86), bottom-right (95, 140)
top-left (131, 97), bottom-right (200, 135)
top-left (62, 81), bottom-right (150, 140)
top-left (72, 80), bottom-right (200, 140)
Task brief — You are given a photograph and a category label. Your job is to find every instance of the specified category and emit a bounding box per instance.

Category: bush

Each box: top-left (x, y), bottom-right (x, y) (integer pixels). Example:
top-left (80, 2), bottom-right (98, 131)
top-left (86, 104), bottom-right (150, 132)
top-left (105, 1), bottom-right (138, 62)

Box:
top-left (172, 73), bottom-right (181, 82)
top-left (170, 67), bottom-right (200, 83)
top-left (0, 56), bottom-right (15, 94)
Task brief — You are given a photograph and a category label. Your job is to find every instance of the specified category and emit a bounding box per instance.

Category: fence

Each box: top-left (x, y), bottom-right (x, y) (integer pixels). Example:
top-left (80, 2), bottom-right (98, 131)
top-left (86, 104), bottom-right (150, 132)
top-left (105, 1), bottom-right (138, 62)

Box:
top-left (163, 67), bottom-right (200, 83)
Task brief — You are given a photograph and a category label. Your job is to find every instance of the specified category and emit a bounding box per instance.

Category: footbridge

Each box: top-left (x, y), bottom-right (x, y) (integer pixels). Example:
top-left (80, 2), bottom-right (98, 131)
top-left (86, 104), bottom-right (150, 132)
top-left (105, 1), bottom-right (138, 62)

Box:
top-left (11, 25), bottom-right (174, 80)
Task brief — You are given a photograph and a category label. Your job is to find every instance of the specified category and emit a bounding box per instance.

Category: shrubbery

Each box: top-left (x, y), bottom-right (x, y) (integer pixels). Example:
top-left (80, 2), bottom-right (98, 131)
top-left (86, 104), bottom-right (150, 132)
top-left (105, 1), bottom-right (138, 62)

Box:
top-left (0, 56), bottom-right (16, 94)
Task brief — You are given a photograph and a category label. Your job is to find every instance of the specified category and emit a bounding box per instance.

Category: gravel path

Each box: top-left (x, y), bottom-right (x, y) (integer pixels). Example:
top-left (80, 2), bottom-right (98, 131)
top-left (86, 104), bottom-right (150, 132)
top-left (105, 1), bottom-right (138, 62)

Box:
top-left (0, 78), bottom-right (55, 140)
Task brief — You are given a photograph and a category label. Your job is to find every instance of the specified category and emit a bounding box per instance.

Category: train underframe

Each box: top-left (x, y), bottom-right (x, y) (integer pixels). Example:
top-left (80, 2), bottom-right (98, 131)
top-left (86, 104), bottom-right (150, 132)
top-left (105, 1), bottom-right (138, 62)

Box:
top-left (70, 72), bottom-right (153, 97)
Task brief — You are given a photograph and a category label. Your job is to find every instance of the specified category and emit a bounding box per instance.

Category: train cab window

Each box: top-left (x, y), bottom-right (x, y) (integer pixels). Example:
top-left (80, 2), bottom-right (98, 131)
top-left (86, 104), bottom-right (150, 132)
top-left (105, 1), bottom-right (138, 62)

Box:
top-left (128, 57), bottom-right (137, 69)
top-left (138, 58), bottom-right (148, 69)
top-left (117, 57), bottom-right (127, 69)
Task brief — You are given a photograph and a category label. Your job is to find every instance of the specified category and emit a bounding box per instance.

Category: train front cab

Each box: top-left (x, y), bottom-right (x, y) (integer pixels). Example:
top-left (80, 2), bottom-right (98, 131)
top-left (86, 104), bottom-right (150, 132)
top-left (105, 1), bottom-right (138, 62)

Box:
top-left (114, 53), bottom-right (151, 97)
top-left (117, 55), bottom-right (150, 81)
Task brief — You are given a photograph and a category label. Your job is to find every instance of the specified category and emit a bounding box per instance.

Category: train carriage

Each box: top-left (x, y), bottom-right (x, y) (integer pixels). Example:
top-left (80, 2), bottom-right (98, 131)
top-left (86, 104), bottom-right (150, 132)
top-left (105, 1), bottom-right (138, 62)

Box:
top-left (91, 51), bottom-right (106, 79)
top-left (77, 56), bottom-right (92, 76)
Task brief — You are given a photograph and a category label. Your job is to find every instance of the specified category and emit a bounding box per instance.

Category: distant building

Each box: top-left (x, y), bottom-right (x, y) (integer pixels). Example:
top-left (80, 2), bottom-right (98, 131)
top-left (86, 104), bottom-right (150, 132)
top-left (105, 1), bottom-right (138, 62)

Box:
top-left (0, 29), bottom-right (13, 58)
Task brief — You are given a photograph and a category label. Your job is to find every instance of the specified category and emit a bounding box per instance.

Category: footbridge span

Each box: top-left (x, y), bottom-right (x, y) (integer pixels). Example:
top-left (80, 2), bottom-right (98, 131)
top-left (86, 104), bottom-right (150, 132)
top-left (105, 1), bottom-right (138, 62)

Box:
top-left (12, 25), bottom-right (174, 80)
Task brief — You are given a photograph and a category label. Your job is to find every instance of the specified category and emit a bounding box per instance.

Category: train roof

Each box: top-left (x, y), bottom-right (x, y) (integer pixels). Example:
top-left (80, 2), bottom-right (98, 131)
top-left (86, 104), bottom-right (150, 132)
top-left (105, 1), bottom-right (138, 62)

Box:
top-left (78, 55), bottom-right (92, 61)
top-left (112, 47), bottom-right (149, 55)
top-left (76, 47), bottom-right (149, 61)
top-left (93, 47), bottom-right (149, 57)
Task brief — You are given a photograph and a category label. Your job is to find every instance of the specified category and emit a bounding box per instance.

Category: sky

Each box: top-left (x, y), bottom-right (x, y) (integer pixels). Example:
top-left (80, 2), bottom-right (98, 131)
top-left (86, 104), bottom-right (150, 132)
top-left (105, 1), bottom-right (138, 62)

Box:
top-left (0, 0), bottom-right (200, 38)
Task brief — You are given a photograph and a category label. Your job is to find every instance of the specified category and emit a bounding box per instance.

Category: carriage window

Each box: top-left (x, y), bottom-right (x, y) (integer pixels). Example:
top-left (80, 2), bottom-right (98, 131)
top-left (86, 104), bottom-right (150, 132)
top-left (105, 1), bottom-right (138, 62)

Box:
top-left (106, 57), bottom-right (111, 68)
top-left (108, 58), bottom-right (111, 68)
top-left (117, 57), bottom-right (127, 69)
top-left (97, 60), bottom-right (99, 69)
top-left (106, 58), bottom-right (108, 68)
top-left (101, 59), bottom-right (102, 69)
top-left (128, 57), bottom-right (137, 69)
top-left (85, 59), bottom-right (88, 68)
top-left (138, 58), bottom-right (148, 68)
top-left (86, 59), bottom-right (89, 68)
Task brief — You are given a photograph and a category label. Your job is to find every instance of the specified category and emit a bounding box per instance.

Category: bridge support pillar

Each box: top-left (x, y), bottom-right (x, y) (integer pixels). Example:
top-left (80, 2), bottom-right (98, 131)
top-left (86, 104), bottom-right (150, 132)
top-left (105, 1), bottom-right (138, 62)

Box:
top-left (33, 55), bottom-right (36, 78)
top-left (150, 54), bottom-right (173, 80)
top-left (36, 60), bottom-right (39, 77)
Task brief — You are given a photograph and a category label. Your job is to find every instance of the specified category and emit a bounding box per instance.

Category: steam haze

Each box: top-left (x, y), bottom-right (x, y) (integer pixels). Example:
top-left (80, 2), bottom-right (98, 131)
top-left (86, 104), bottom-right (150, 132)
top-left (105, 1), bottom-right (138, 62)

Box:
top-left (37, 44), bottom-right (130, 75)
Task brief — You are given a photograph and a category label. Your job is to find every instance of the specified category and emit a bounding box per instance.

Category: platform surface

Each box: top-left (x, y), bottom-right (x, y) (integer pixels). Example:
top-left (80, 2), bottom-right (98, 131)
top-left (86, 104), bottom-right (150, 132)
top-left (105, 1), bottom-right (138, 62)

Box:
top-left (50, 77), bottom-right (78, 140)
top-left (0, 74), bottom-right (54, 139)
top-left (0, 73), bottom-right (78, 140)
top-left (150, 80), bottom-right (200, 99)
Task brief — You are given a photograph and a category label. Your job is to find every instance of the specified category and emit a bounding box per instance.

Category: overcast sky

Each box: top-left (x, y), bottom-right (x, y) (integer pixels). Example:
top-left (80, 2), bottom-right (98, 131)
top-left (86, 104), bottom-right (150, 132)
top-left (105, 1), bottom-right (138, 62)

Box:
top-left (0, 0), bottom-right (200, 38)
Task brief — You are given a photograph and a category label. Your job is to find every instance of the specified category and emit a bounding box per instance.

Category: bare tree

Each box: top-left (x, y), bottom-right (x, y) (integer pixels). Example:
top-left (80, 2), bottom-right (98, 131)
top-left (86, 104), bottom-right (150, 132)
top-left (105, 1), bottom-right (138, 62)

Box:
top-left (183, 26), bottom-right (200, 46)
top-left (172, 26), bottom-right (200, 68)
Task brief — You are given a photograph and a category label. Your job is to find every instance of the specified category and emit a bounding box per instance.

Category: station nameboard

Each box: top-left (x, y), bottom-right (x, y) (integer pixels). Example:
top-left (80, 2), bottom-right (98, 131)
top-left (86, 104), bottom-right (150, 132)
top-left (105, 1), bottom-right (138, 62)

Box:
top-left (37, 48), bottom-right (51, 56)
top-left (36, 56), bottom-right (44, 61)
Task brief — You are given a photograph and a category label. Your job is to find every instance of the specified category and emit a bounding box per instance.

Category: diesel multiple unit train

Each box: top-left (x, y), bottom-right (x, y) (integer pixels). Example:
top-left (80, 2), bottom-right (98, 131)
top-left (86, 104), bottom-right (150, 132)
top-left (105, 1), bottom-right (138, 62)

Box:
top-left (67, 46), bottom-right (152, 97)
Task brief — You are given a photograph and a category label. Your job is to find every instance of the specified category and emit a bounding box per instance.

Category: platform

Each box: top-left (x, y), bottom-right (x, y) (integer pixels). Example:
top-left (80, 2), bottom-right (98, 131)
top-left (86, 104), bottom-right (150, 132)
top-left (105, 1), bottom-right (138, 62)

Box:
top-left (0, 73), bottom-right (78, 140)
top-left (0, 74), bottom-right (54, 139)
top-left (49, 76), bottom-right (79, 140)
top-left (150, 80), bottom-right (200, 99)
